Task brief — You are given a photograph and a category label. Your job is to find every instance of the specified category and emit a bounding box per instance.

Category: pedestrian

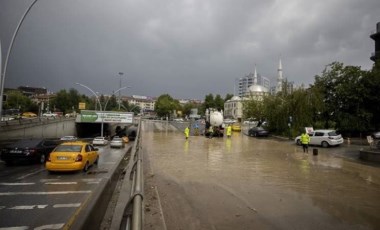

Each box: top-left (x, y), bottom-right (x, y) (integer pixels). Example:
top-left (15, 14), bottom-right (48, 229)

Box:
top-left (226, 125), bottom-right (232, 138)
top-left (300, 130), bottom-right (310, 153)
top-left (208, 126), bottom-right (214, 139)
top-left (184, 126), bottom-right (190, 140)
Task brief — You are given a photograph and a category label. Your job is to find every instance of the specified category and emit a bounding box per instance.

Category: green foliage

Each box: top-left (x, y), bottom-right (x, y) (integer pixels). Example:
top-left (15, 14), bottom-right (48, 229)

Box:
top-left (51, 89), bottom-right (83, 113)
top-left (3, 91), bottom-right (36, 113)
top-left (154, 94), bottom-right (179, 118)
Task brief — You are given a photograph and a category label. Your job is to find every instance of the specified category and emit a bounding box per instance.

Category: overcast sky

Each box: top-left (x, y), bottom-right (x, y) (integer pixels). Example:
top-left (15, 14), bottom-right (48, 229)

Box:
top-left (0, 0), bottom-right (379, 100)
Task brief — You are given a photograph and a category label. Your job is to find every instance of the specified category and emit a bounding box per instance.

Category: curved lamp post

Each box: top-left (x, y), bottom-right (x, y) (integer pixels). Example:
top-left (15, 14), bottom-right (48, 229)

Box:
top-left (0, 0), bottom-right (39, 122)
top-left (104, 86), bottom-right (128, 111)
top-left (75, 83), bottom-right (105, 137)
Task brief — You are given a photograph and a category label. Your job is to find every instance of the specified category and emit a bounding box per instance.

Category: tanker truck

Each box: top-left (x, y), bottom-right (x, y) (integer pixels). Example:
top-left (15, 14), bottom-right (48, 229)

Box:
top-left (205, 108), bottom-right (224, 137)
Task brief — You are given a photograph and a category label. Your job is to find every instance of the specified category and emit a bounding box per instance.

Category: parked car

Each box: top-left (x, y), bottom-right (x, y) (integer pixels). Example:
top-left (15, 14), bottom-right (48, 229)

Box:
top-left (92, 136), bottom-right (109, 146)
top-left (110, 137), bottom-right (125, 148)
top-left (42, 112), bottom-right (57, 117)
top-left (60, 136), bottom-right (78, 141)
top-left (0, 139), bottom-right (60, 165)
top-left (248, 126), bottom-right (269, 137)
top-left (371, 131), bottom-right (380, 139)
top-left (46, 141), bottom-right (99, 172)
top-left (231, 123), bottom-right (241, 132)
top-left (21, 112), bottom-right (37, 118)
top-left (295, 129), bottom-right (344, 147)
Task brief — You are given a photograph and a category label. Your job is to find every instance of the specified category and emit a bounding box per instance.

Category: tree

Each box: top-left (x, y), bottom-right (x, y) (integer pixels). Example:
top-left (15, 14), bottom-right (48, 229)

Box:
top-left (154, 94), bottom-right (179, 118)
top-left (4, 91), bottom-right (37, 113)
top-left (51, 89), bottom-right (83, 114)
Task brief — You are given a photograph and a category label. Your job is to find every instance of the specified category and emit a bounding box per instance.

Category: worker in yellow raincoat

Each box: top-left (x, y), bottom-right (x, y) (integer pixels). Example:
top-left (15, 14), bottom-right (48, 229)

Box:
top-left (226, 125), bottom-right (232, 138)
top-left (184, 126), bottom-right (190, 139)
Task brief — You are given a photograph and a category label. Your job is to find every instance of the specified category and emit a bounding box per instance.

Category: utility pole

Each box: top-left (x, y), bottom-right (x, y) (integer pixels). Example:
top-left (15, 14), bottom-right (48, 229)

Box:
top-left (118, 72), bottom-right (124, 110)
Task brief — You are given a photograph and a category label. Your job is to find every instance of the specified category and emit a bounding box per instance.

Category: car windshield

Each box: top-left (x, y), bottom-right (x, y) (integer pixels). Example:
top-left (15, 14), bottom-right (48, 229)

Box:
top-left (94, 137), bottom-right (104, 140)
top-left (54, 145), bottom-right (82, 152)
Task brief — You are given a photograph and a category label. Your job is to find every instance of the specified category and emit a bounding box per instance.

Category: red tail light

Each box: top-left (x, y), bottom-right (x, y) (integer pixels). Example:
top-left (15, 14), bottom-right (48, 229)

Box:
top-left (75, 154), bottom-right (83, 162)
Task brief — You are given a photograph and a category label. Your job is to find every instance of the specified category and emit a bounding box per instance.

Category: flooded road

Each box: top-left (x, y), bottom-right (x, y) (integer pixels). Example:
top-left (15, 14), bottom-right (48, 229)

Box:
top-left (143, 120), bottom-right (380, 230)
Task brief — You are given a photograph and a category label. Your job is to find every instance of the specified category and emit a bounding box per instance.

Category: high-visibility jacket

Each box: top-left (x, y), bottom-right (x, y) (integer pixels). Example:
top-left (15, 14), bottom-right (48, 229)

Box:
top-left (301, 133), bottom-right (310, 144)
top-left (226, 126), bottom-right (232, 136)
top-left (184, 127), bottom-right (190, 138)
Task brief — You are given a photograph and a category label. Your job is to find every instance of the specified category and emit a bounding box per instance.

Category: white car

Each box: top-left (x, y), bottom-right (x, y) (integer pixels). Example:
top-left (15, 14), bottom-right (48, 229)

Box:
top-left (295, 129), bottom-right (344, 147)
top-left (60, 136), bottom-right (78, 141)
top-left (110, 137), bottom-right (125, 148)
top-left (42, 112), bottom-right (57, 117)
top-left (92, 136), bottom-right (109, 146)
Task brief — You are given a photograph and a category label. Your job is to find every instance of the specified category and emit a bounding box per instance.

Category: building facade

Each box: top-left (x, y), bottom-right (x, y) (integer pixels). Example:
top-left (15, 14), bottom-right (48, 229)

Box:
top-left (370, 22), bottom-right (380, 62)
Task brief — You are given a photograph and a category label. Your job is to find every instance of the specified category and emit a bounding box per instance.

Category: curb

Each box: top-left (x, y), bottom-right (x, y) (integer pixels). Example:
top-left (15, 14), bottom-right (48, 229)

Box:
top-left (68, 146), bottom-right (132, 230)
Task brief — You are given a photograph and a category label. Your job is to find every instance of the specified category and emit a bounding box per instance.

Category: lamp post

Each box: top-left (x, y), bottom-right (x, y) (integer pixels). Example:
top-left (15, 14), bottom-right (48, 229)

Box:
top-left (75, 83), bottom-right (104, 137)
top-left (117, 72), bottom-right (124, 110)
top-left (0, 0), bottom-right (39, 122)
top-left (104, 87), bottom-right (128, 111)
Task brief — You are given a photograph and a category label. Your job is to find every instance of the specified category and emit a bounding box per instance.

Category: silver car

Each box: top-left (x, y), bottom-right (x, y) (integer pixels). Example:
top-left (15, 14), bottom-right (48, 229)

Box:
top-left (295, 129), bottom-right (344, 147)
top-left (110, 137), bottom-right (125, 148)
top-left (92, 136), bottom-right (109, 146)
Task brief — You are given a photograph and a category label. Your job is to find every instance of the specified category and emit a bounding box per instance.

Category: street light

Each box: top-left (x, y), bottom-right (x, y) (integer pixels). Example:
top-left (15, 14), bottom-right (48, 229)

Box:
top-left (0, 0), bottom-right (39, 122)
top-left (75, 83), bottom-right (104, 137)
top-left (117, 72), bottom-right (124, 110)
top-left (104, 87), bottom-right (128, 111)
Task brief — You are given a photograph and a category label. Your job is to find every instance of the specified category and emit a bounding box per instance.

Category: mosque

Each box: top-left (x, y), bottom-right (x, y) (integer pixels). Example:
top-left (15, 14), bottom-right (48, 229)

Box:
top-left (224, 59), bottom-right (285, 121)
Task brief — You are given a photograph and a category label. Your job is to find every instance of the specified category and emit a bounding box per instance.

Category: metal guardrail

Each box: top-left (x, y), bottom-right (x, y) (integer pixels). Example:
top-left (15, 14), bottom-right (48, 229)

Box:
top-left (114, 119), bottom-right (143, 230)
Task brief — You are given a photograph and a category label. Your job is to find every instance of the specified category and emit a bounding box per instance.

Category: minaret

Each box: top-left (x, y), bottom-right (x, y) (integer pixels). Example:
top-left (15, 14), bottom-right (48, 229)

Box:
top-left (253, 65), bottom-right (258, 85)
top-left (276, 59), bottom-right (283, 93)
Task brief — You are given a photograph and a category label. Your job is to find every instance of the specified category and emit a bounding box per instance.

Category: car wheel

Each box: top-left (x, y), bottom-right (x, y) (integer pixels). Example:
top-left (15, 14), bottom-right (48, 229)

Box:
top-left (39, 154), bottom-right (46, 164)
top-left (296, 139), bottom-right (301, 145)
top-left (94, 156), bottom-right (99, 165)
top-left (83, 162), bottom-right (89, 172)
top-left (254, 132), bottom-right (257, 137)
top-left (321, 141), bottom-right (329, 148)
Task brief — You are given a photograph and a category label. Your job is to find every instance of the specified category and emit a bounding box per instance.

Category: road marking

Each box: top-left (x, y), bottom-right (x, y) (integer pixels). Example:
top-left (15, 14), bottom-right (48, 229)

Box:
top-left (40, 179), bottom-right (60, 182)
top-left (0, 191), bottom-right (91, 196)
top-left (34, 223), bottom-right (64, 230)
top-left (53, 203), bottom-right (81, 208)
top-left (0, 183), bottom-right (35, 186)
top-left (44, 182), bottom-right (77, 185)
top-left (17, 169), bottom-right (45, 180)
top-left (86, 181), bottom-right (100, 184)
top-left (0, 226), bottom-right (28, 230)
top-left (9, 205), bottom-right (48, 210)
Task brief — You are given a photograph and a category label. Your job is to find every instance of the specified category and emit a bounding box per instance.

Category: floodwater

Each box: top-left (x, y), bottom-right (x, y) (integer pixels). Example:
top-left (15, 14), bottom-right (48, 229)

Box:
top-left (142, 120), bottom-right (380, 230)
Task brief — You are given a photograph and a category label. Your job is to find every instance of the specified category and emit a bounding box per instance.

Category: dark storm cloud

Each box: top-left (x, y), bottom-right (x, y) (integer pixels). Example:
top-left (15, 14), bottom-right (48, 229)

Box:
top-left (0, 0), bottom-right (379, 99)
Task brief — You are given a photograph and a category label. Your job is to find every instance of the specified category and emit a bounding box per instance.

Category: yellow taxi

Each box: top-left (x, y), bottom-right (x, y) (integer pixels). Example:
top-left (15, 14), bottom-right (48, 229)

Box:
top-left (21, 112), bottom-right (37, 118)
top-left (46, 141), bottom-right (99, 172)
top-left (231, 123), bottom-right (241, 132)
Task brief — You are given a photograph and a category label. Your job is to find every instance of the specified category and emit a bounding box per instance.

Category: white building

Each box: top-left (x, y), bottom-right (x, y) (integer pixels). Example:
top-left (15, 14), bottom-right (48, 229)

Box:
top-left (124, 95), bottom-right (156, 112)
top-left (224, 96), bottom-right (243, 120)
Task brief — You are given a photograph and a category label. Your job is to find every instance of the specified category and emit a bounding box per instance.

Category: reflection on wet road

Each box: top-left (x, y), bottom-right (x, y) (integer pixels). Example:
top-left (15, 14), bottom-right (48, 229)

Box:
top-left (143, 121), bottom-right (380, 230)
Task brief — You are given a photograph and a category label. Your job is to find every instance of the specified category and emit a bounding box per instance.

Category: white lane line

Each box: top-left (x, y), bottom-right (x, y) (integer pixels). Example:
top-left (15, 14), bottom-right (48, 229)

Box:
top-left (40, 179), bottom-right (60, 182)
top-left (44, 182), bottom-right (77, 185)
top-left (0, 183), bottom-right (35, 186)
top-left (0, 226), bottom-right (28, 230)
top-left (0, 191), bottom-right (91, 196)
top-left (86, 182), bottom-right (100, 184)
top-left (17, 169), bottom-right (45, 180)
top-left (0, 206), bottom-right (5, 210)
top-left (10, 205), bottom-right (48, 210)
top-left (53, 203), bottom-right (81, 208)
top-left (34, 223), bottom-right (64, 230)
top-left (81, 179), bottom-right (102, 182)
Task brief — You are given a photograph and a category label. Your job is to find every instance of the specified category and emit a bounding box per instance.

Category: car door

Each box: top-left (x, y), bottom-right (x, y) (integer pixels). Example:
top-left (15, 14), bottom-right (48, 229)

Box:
top-left (84, 145), bottom-right (93, 164)
top-left (311, 132), bottom-right (324, 145)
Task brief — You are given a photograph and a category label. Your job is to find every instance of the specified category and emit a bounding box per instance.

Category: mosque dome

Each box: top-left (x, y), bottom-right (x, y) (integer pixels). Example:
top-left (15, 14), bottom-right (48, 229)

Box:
top-left (230, 96), bottom-right (241, 101)
top-left (248, 85), bottom-right (269, 93)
